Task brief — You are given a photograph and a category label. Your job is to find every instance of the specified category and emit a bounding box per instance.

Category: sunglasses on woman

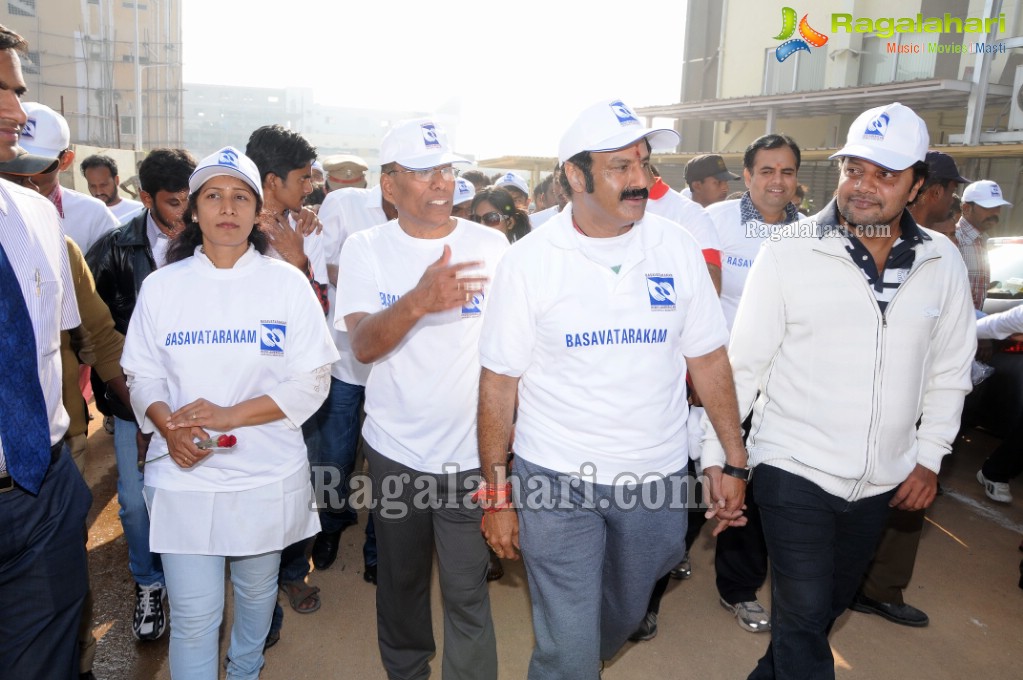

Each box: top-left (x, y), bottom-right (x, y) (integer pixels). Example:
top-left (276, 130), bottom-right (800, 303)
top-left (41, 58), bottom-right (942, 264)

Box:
top-left (472, 211), bottom-right (506, 227)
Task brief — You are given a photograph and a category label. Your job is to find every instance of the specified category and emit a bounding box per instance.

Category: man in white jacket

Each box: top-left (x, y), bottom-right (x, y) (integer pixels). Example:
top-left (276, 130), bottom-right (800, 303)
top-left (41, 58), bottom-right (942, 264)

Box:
top-left (703, 102), bottom-right (976, 680)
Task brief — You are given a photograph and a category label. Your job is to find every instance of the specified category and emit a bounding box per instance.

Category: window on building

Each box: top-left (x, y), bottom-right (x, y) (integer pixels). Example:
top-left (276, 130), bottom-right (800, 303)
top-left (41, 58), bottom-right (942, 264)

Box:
top-left (121, 116), bottom-right (135, 135)
top-left (22, 50), bottom-right (39, 74)
top-left (859, 34), bottom-right (936, 86)
top-left (7, 0), bottom-right (35, 17)
top-left (763, 46), bottom-right (827, 95)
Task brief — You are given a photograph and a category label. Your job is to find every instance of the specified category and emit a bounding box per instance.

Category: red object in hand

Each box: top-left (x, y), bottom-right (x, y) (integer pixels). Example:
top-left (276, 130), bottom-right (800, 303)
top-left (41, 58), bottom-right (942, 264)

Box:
top-left (196, 433), bottom-right (238, 450)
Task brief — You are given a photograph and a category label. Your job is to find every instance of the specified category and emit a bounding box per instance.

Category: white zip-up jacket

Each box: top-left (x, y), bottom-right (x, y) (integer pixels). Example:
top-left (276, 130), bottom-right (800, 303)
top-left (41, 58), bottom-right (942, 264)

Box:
top-left (702, 200), bottom-right (976, 501)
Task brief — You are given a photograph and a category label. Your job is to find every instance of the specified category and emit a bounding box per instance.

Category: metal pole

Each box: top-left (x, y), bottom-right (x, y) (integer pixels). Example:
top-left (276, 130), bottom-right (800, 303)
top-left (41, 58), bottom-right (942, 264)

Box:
top-left (963, 0), bottom-right (1003, 145)
top-left (134, 1), bottom-right (142, 151)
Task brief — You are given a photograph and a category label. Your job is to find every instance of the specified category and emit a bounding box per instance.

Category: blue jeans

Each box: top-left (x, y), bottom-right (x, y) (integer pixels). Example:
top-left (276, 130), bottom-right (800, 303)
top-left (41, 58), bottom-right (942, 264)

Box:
top-left (114, 416), bottom-right (163, 586)
top-left (513, 455), bottom-right (688, 680)
top-left (162, 551), bottom-right (280, 680)
top-left (309, 377), bottom-right (363, 533)
top-left (748, 465), bottom-right (895, 680)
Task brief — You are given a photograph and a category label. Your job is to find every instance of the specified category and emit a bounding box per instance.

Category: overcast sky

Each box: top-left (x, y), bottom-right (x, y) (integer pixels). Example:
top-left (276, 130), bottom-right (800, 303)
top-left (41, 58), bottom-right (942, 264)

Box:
top-left (181, 0), bottom-right (688, 159)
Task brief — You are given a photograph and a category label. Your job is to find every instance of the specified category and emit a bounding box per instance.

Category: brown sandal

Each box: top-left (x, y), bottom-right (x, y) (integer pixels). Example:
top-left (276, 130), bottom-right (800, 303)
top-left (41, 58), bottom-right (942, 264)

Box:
top-left (279, 581), bottom-right (321, 614)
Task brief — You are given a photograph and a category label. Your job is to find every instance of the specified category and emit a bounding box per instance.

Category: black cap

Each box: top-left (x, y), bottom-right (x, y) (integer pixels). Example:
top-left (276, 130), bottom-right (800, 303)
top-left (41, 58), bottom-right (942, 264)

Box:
top-left (684, 154), bottom-right (740, 184)
top-left (924, 151), bottom-right (970, 184)
top-left (0, 148), bottom-right (59, 176)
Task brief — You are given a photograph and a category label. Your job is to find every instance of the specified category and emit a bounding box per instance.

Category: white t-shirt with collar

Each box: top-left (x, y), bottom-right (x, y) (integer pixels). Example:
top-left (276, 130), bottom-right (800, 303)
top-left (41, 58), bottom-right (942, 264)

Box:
top-left (320, 185), bottom-right (388, 386)
top-left (335, 218), bottom-right (509, 472)
top-left (109, 197), bottom-right (144, 223)
top-left (480, 207), bottom-right (729, 484)
top-left (60, 187), bottom-right (120, 254)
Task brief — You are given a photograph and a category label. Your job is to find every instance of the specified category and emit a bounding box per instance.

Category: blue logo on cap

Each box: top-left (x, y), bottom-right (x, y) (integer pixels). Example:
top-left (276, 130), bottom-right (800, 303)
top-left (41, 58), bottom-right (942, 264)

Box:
top-left (22, 118), bottom-right (36, 140)
top-left (218, 148), bottom-right (239, 167)
top-left (421, 123), bottom-right (440, 149)
top-left (646, 275), bottom-right (677, 311)
top-left (260, 322), bottom-right (286, 355)
top-left (610, 100), bottom-right (639, 126)
top-left (457, 182), bottom-right (471, 196)
top-left (991, 185), bottom-right (1002, 197)
top-left (864, 112), bottom-right (890, 139)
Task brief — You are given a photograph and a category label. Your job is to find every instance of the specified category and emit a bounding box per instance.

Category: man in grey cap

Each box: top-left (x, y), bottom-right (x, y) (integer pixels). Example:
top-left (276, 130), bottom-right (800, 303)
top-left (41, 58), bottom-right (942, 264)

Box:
top-left (957, 179), bottom-right (1013, 310)
top-left (685, 153), bottom-right (740, 208)
top-left (478, 98), bottom-right (747, 678)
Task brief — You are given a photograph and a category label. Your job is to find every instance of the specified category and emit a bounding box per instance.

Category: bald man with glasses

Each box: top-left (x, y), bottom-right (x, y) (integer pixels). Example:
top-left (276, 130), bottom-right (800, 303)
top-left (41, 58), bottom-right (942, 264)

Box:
top-left (335, 118), bottom-right (508, 680)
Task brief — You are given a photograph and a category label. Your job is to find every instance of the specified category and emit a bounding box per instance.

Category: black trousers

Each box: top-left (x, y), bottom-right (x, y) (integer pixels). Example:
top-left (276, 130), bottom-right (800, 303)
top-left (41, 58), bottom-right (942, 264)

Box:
top-left (0, 451), bottom-right (92, 679)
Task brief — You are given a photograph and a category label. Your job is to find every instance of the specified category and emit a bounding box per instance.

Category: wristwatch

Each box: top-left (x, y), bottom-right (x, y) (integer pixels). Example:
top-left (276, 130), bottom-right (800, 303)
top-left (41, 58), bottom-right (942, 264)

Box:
top-left (722, 463), bottom-right (753, 482)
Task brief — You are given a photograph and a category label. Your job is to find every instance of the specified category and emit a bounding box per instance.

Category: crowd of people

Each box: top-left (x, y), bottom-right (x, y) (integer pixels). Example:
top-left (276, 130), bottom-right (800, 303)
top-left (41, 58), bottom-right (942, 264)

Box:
top-left (0, 20), bottom-right (1019, 680)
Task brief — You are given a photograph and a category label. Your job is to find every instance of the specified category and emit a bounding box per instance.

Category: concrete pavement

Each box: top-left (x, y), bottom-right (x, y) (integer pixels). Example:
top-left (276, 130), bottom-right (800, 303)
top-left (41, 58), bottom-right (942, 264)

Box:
top-left (81, 416), bottom-right (1023, 679)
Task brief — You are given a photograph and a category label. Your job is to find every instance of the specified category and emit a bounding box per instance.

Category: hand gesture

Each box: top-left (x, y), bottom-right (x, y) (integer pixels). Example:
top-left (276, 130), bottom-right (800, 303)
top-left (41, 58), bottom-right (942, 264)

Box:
top-left (408, 245), bottom-right (488, 316)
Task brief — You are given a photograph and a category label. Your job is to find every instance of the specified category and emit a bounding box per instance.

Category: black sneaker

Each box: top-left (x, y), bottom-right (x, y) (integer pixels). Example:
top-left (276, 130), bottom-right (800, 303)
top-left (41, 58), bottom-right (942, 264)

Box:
top-left (133, 582), bottom-right (168, 640)
top-left (628, 611), bottom-right (658, 642)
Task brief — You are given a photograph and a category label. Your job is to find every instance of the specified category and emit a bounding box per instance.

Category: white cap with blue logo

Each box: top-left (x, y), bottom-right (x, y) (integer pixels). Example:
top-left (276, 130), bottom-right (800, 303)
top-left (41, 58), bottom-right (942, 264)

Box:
top-left (962, 180), bottom-right (1012, 208)
top-left (558, 98), bottom-right (679, 164)
top-left (19, 102), bottom-right (70, 158)
top-left (495, 172), bottom-right (529, 197)
top-left (452, 177), bottom-right (475, 206)
top-left (830, 102), bottom-right (928, 172)
top-left (189, 146), bottom-right (264, 200)
top-left (379, 118), bottom-right (468, 170)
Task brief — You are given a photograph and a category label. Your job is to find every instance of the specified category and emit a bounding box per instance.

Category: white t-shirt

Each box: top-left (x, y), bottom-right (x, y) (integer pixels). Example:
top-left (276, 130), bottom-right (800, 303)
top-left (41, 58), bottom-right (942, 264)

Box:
top-left (480, 207), bottom-right (729, 484)
top-left (529, 205), bottom-right (559, 229)
top-left (121, 247), bottom-right (339, 493)
top-left (645, 187), bottom-right (722, 252)
top-left (109, 197), bottom-right (144, 223)
top-left (708, 198), bottom-right (803, 330)
top-left (60, 187), bottom-right (119, 254)
top-left (320, 185), bottom-right (388, 385)
top-left (336, 218), bottom-right (509, 472)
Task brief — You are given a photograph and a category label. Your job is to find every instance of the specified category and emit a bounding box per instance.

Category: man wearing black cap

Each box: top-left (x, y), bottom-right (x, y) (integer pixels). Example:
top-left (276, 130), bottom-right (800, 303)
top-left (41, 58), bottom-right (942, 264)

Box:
top-left (908, 151), bottom-right (970, 230)
top-left (685, 153), bottom-right (740, 208)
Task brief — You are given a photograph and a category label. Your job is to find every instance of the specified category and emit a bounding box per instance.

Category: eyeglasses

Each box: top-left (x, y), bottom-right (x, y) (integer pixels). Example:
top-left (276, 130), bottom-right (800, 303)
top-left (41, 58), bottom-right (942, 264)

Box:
top-left (472, 211), bottom-right (506, 227)
top-left (386, 166), bottom-right (459, 182)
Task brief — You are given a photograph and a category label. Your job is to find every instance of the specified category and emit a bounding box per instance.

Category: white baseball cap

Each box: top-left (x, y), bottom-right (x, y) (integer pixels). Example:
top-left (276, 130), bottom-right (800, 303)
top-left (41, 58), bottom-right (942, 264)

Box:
top-left (495, 171), bottom-right (529, 197)
top-left (379, 118), bottom-right (468, 170)
top-left (830, 102), bottom-right (928, 171)
top-left (188, 146), bottom-right (263, 200)
top-left (962, 180), bottom-right (1012, 208)
top-left (20, 102), bottom-right (70, 158)
top-left (558, 98), bottom-right (679, 164)
top-left (453, 177), bottom-right (475, 206)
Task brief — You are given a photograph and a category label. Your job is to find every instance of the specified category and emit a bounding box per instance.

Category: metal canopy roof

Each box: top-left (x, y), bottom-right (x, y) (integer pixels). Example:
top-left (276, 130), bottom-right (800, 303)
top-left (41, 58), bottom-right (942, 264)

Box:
top-left (636, 79), bottom-right (1012, 121)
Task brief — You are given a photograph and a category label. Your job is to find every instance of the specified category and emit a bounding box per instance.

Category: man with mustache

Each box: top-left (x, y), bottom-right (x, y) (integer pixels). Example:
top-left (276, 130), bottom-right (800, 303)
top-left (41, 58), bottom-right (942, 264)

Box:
top-left (80, 154), bottom-right (144, 222)
top-left (703, 103), bottom-right (976, 679)
top-left (478, 98), bottom-right (747, 679)
top-left (956, 179), bottom-right (1012, 310)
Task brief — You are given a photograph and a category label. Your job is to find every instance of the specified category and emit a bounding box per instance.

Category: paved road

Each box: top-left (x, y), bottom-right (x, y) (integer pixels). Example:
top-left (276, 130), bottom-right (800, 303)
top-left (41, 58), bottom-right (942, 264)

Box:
top-left (81, 414), bottom-right (1022, 679)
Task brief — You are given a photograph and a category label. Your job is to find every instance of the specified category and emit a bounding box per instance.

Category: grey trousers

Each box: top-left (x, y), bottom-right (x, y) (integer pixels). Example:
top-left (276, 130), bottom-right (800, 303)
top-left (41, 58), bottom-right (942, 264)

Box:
top-left (366, 444), bottom-right (497, 680)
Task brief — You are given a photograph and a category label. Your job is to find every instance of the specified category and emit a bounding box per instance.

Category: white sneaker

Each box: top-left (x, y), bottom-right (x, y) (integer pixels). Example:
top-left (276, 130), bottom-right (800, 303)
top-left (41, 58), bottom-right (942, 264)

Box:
top-left (720, 597), bottom-right (771, 633)
top-left (977, 469), bottom-right (1012, 503)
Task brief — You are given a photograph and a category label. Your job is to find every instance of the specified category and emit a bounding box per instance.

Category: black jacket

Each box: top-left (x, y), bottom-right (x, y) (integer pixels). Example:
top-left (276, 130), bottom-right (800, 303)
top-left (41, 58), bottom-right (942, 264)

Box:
top-left (84, 209), bottom-right (157, 336)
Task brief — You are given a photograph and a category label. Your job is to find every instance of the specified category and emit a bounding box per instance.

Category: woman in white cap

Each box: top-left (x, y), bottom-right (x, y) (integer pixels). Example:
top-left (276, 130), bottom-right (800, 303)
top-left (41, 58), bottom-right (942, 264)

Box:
top-left (121, 146), bottom-right (338, 679)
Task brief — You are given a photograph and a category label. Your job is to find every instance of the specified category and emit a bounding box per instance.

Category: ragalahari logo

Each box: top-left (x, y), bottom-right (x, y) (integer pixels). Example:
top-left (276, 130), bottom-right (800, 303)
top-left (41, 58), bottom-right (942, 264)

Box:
top-left (773, 7), bottom-right (828, 62)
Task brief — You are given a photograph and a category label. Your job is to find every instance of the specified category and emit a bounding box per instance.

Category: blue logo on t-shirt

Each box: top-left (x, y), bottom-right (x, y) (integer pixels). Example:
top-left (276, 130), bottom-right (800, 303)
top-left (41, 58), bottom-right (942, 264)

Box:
top-left (864, 112), bottom-right (890, 139)
top-left (610, 100), bottom-right (639, 126)
top-left (462, 291), bottom-right (484, 318)
top-left (421, 123), bottom-right (440, 149)
top-left (646, 275), bottom-right (677, 311)
top-left (260, 322), bottom-right (286, 355)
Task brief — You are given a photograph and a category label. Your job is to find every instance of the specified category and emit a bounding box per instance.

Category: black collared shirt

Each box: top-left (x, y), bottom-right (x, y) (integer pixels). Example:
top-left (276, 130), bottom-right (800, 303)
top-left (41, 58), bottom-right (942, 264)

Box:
top-left (818, 199), bottom-right (930, 313)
